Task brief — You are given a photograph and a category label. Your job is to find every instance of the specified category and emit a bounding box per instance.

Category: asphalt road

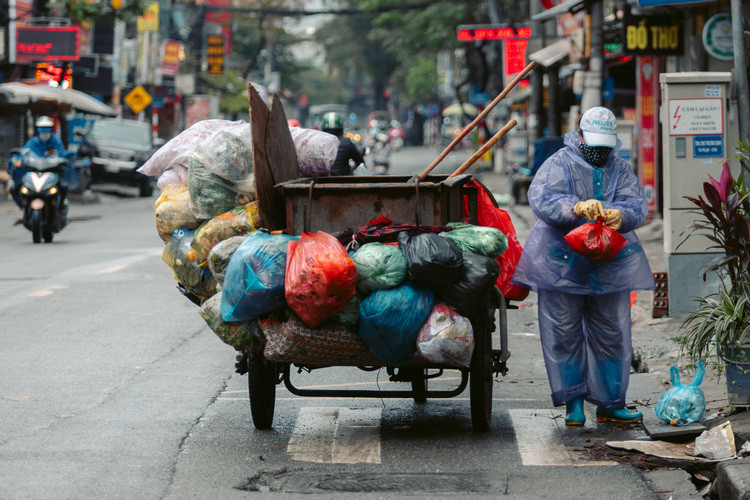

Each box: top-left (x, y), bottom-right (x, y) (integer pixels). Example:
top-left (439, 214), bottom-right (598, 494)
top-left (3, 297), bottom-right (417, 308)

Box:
top-left (0, 147), bottom-right (660, 499)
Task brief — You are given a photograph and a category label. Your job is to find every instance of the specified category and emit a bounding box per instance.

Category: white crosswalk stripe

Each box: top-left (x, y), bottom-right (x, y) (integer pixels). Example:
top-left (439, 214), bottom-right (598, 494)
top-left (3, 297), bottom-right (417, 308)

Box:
top-left (287, 407), bottom-right (381, 464)
top-left (509, 409), bottom-right (617, 466)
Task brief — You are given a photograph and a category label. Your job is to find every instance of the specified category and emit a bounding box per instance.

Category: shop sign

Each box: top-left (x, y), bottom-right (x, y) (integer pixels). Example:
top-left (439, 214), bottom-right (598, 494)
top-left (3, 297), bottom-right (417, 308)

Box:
top-left (702, 13), bottom-right (733, 61)
top-left (161, 40), bottom-right (181, 77)
top-left (637, 56), bottom-right (659, 215)
top-left (137, 3), bottom-right (159, 32)
top-left (206, 35), bottom-right (224, 76)
top-left (503, 38), bottom-right (528, 86)
top-left (16, 26), bottom-right (79, 62)
top-left (693, 135), bottom-right (724, 158)
top-left (457, 25), bottom-right (531, 42)
top-left (622, 15), bottom-right (682, 55)
top-left (667, 98), bottom-right (723, 136)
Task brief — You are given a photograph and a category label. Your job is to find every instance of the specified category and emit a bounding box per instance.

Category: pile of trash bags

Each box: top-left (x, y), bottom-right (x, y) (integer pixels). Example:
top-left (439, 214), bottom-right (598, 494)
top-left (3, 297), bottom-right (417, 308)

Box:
top-left (142, 119), bottom-right (509, 369)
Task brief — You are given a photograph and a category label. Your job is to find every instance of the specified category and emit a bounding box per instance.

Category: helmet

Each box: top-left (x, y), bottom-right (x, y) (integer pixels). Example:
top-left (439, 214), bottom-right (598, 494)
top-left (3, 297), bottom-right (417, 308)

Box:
top-left (36, 116), bottom-right (54, 129)
top-left (321, 112), bottom-right (343, 131)
top-left (287, 119), bottom-right (300, 127)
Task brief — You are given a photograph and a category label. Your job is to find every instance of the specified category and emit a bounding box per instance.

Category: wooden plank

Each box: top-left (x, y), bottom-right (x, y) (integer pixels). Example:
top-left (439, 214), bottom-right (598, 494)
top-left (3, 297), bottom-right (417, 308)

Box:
top-left (247, 83), bottom-right (277, 230)
top-left (267, 94), bottom-right (301, 184)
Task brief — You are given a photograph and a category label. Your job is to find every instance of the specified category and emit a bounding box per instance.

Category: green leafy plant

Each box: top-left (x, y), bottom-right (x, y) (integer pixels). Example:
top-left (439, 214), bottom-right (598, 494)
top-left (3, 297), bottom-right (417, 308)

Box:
top-left (681, 158), bottom-right (750, 290)
top-left (678, 279), bottom-right (750, 364)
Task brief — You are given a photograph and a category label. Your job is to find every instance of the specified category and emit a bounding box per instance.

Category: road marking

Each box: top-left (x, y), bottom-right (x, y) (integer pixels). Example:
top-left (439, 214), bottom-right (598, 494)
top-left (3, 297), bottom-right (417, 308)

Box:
top-left (27, 285), bottom-right (68, 297)
top-left (287, 407), bottom-right (381, 464)
top-left (97, 264), bottom-right (127, 274)
top-left (509, 409), bottom-right (616, 466)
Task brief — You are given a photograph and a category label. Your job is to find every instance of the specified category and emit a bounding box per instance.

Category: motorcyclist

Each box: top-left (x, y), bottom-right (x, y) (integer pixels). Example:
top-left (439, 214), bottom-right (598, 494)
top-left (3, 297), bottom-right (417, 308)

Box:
top-left (321, 112), bottom-right (365, 175)
top-left (371, 132), bottom-right (392, 174)
top-left (9, 116), bottom-right (72, 218)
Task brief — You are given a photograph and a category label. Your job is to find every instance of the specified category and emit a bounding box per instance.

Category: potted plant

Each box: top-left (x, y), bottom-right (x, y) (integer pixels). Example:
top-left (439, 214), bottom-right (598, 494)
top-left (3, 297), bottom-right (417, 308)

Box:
top-left (679, 144), bottom-right (750, 407)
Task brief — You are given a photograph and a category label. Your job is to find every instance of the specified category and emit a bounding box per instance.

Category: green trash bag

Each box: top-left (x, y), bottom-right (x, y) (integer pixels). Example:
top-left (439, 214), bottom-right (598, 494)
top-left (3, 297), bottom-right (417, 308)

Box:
top-left (199, 293), bottom-right (262, 352)
top-left (351, 242), bottom-right (408, 295)
top-left (333, 292), bottom-right (363, 326)
top-left (440, 223), bottom-right (508, 259)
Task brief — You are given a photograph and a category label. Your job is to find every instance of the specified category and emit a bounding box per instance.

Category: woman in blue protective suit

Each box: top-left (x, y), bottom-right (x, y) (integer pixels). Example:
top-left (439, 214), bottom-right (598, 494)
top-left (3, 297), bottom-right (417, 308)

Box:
top-left (512, 106), bottom-right (655, 426)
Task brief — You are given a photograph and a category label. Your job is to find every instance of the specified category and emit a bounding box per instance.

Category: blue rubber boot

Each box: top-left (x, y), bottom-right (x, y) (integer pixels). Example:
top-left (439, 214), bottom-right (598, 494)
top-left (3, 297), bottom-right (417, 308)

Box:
top-left (565, 396), bottom-right (585, 426)
top-left (596, 407), bottom-right (643, 423)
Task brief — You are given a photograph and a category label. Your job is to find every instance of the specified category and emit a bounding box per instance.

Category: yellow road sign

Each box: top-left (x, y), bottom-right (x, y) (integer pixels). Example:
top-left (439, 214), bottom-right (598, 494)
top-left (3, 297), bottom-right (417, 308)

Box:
top-left (124, 85), bottom-right (152, 114)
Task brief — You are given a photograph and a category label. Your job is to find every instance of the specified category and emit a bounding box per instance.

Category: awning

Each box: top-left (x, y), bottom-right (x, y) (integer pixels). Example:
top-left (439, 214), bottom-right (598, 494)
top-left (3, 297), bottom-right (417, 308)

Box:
top-left (531, 0), bottom-right (586, 22)
top-left (0, 82), bottom-right (116, 116)
top-left (529, 38), bottom-right (577, 68)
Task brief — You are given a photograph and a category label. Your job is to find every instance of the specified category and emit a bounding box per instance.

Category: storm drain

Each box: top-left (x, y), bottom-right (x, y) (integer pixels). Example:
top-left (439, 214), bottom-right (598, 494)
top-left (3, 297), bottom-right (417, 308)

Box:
top-left (239, 469), bottom-right (501, 494)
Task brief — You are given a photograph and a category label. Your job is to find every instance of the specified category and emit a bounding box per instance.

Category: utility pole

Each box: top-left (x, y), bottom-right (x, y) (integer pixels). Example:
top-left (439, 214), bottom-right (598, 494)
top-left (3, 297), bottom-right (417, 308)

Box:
top-left (730, 0), bottom-right (750, 148)
top-left (580, 0), bottom-right (603, 111)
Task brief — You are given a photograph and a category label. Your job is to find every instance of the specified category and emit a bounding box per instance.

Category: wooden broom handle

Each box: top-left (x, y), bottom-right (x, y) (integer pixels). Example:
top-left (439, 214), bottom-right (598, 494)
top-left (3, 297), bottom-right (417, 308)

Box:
top-left (448, 119), bottom-right (517, 178)
top-left (416, 60), bottom-right (536, 181)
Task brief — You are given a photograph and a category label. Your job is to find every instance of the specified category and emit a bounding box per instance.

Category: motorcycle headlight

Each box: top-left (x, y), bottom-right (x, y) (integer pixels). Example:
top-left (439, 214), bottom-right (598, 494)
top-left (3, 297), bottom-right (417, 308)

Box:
top-left (354, 134), bottom-right (361, 142)
top-left (49, 187), bottom-right (58, 195)
top-left (20, 186), bottom-right (28, 194)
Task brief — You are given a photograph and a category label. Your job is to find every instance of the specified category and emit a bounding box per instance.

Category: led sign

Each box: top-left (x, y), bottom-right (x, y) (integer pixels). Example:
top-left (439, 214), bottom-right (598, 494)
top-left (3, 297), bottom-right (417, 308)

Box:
top-left (622, 15), bottom-right (682, 55)
top-left (36, 63), bottom-right (73, 86)
top-left (206, 35), bottom-right (224, 76)
top-left (16, 26), bottom-right (79, 62)
top-left (457, 25), bottom-right (531, 42)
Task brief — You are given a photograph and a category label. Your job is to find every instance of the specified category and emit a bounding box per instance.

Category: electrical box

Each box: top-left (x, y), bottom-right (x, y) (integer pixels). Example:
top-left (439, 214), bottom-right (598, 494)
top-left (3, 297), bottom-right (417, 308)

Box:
top-left (616, 120), bottom-right (635, 170)
top-left (659, 72), bottom-right (739, 316)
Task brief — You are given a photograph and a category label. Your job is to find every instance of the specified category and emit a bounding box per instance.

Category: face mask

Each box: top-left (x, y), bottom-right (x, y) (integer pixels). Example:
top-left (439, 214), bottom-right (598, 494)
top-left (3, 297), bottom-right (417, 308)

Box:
top-left (39, 132), bottom-right (52, 142)
top-left (579, 142), bottom-right (612, 167)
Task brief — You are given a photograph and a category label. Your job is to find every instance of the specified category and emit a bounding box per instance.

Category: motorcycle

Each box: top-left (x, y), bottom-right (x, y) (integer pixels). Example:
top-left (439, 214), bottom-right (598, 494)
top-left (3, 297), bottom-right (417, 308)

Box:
top-left (8, 148), bottom-right (69, 243)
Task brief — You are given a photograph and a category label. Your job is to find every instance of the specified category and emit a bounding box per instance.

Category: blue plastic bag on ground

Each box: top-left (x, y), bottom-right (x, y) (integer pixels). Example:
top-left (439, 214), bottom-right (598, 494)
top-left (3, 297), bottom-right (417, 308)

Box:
top-left (654, 362), bottom-right (706, 426)
top-left (220, 231), bottom-right (298, 322)
top-left (359, 282), bottom-right (434, 366)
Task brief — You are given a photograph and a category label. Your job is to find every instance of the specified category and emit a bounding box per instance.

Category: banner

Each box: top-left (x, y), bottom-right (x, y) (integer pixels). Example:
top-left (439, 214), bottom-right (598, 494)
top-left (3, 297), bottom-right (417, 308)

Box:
top-left (137, 2), bottom-right (159, 32)
top-left (161, 40), bottom-right (181, 77)
top-left (637, 56), bottom-right (659, 215)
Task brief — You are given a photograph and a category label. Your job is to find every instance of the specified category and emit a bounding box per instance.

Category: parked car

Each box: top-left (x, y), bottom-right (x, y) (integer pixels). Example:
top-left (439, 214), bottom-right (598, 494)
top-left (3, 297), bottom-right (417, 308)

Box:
top-left (81, 118), bottom-right (159, 197)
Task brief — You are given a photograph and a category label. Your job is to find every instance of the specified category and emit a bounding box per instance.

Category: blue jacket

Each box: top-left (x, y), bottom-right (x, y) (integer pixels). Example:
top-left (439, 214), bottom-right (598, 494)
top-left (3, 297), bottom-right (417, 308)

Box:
top-left (23, 134), bottom-right (68, 158)
top-left (511, 131), bottom-right (655, 294)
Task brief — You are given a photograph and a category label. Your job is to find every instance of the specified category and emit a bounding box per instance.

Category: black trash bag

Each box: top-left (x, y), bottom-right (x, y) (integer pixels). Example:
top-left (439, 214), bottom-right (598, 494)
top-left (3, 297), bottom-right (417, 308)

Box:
top-left (397, 231), bottom-right (463, 288)
top-left (436, 252), bottom-right (500, 318)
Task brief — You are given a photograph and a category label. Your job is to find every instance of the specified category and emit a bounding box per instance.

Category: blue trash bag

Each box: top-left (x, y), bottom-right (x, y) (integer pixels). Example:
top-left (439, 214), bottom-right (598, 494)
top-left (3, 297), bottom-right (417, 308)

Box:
top-left (654, 362), bottom-right (706, 426)
top-left (220, 231), bottom-right (298, 322)
top-left (359, 282), bottom-right (434, 366)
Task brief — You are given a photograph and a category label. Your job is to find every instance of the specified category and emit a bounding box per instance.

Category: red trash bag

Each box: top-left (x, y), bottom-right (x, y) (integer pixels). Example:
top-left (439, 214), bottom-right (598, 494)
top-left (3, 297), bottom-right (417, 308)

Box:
top-left (463, 180), bottom-right (529, 301)
top-left (564, 219), bottom-right (627, 262)
top-left (285, 231), bottom-right (358, 327)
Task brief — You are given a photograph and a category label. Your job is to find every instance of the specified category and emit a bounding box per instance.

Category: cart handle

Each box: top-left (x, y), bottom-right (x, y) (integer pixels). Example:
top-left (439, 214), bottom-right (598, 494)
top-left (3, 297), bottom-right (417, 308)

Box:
top-left (448, 119), bottom-right (517, 178)
top-left (414, 61), bottom-right (536, 181)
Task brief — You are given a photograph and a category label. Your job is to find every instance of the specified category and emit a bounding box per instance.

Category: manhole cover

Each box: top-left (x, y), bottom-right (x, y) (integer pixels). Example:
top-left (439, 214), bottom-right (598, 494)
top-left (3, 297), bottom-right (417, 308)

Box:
top-left (240, 470), bottom-right (498, 494)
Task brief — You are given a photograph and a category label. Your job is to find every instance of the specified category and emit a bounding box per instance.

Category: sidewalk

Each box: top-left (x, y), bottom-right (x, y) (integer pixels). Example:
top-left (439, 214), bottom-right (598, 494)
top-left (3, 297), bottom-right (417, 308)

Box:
top-left (475, 167), bottom-right (750, 498)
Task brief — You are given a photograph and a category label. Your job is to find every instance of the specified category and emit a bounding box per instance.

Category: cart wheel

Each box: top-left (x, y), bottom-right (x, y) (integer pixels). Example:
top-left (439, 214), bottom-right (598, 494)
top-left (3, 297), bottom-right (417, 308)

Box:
top-left (412, 369), bottom-right (428, 404)
top-left (470, 314), bottom-right (493, 432)
top-left (247, 349), bottom-right (276, 430)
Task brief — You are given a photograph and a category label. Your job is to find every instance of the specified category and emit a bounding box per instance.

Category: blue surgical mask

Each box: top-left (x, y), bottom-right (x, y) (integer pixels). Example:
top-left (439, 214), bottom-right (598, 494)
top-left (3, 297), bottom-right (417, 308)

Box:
top-left (39, 131), bottom-right (52, 142)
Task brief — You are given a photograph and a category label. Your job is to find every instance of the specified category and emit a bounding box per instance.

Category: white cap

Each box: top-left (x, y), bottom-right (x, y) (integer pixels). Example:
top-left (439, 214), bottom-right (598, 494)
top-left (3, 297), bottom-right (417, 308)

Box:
top-left (580, 107), bottom-right (617, 147)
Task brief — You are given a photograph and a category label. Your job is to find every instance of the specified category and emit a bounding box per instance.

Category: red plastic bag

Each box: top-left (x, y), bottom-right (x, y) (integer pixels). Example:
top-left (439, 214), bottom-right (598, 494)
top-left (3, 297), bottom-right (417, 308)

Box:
top-left (463, 180), bottom-right (529, 301)
top-left (285, 231), bottom-right (358, 327)
top-left (564, 219), bottom-right (627, 261)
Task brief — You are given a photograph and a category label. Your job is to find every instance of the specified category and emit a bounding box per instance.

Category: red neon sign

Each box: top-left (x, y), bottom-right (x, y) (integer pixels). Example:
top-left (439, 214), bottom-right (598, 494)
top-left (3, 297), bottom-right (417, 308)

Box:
top-left (16, 26), bottom-right (79, 63)
top-left (36, 63), bottom-right (73, 86)
top-left (458, 26), bottom-right (531, 42)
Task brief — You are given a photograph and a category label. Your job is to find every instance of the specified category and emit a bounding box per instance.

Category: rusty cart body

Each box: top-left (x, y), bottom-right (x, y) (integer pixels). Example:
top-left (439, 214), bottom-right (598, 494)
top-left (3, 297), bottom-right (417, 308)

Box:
top-left (244, 173), bottom-right (511, 432)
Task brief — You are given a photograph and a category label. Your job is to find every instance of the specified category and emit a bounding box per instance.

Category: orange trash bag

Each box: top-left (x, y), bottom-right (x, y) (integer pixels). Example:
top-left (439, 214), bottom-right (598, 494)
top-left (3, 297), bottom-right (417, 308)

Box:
top-left (285, 231), bottom-right (358, 327)
top-left (564, 219), bottom-right (627, 262)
